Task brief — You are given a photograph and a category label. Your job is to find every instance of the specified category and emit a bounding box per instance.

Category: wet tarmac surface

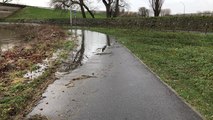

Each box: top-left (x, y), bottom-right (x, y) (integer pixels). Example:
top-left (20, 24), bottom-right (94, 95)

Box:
top-left (28, 30), bottom-right (203, 120)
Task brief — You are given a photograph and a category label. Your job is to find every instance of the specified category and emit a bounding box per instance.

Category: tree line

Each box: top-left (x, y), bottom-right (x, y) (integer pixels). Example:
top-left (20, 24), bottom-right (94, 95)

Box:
top-left (51, 0), bottom-right (129, 18)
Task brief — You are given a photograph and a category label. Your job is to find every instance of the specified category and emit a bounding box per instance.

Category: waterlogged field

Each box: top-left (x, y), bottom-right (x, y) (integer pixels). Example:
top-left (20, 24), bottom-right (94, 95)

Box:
top-left (89, 27), bottom-right (213, 120)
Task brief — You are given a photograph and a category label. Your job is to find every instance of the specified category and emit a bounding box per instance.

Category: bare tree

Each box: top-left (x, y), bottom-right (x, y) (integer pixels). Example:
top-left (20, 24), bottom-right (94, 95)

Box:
top-left (100, 0), bottom-right (129, 18)
top-left (101, 0), bottom-right (113, 18)
top-left (112, 0), bottom-right (129, 17)
top-left (149, 0), bottom-right (164, 17)
top-left (51, 0), bottom-right (94, 18)
top-left (79, 0), bottom-right (86, 18)
top-left (113, 0), bottom-right (119, 17)
top-left (138, 7), bottom-right (149, 17)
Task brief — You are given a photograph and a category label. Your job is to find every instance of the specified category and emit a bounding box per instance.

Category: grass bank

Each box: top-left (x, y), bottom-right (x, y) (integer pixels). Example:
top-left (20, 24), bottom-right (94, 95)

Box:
top-left (88, 27), bottom-right (213, 120)
top-left (7, 7), bottom-right (105, 20)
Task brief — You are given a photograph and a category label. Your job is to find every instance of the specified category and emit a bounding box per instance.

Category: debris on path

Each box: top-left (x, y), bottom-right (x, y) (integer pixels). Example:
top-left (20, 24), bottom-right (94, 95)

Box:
top-left (72, 75), bottom-right (97, 81)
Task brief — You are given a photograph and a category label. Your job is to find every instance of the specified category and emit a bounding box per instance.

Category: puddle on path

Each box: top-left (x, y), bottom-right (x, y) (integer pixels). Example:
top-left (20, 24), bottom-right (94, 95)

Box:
top-left (55, 29), bottom-right (111, 78)
top-left (70, 29), bottom-right (111, 64)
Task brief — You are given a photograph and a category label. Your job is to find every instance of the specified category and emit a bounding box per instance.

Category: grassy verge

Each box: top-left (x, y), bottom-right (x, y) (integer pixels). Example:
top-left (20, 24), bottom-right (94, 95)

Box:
top-left (7, 7), bottom-right (105, 20)
top-left (88, 27), bottom-right (213, 120)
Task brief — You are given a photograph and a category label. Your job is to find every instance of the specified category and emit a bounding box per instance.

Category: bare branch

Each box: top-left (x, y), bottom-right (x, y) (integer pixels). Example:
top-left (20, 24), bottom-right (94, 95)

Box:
top-left (2, 0), bottom-right (12, 3)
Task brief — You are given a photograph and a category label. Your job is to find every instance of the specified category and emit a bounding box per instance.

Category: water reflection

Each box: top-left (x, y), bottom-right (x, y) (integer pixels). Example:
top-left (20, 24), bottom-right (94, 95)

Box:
top-left (56, 29), bottom-right (111, 76)
top-left (72, 30), bottom-right (85, 67)
top-left (71, 29), bottom-right (111, 67)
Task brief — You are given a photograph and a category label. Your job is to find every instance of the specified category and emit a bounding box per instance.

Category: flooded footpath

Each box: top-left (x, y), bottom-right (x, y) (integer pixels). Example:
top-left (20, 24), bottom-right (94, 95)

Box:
top-left (28, 29), bottom-right (112, 119)
top-left (0, 23), bottom-right (112, 119)
top-left (28, 29), bottom-right (202, 120)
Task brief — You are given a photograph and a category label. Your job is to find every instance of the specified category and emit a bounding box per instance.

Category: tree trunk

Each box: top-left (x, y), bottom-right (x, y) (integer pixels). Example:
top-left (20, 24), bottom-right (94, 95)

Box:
top-left (71, 0), bottom-right (95, 18)
top-left (154, 9), bottom-right (161, 16)
top-left (150, 0), bottom-right (164, 17)
top-left (79, 0), bottom-right (86, 18)
top-left (106, 5), bottom-right (112, 18)
top-left (82, 4), bottom-right (95, 18)
top-left (113, 0), bottom-right (120, 17)
top-left (102, 0), bottom-right (112, 18)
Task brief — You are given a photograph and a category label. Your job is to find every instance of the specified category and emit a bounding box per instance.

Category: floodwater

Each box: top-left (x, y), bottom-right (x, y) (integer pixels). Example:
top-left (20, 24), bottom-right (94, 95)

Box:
top-left (0, 27), bottom-right (110, 80)
top-left (70, 29), bottom-right (111, 65)
top-left (56, 29), bottom-right (111, 77)
top-left (25, 29), bottom-right (111, 80)
top-left (0, 28), bottom-right (21, 52)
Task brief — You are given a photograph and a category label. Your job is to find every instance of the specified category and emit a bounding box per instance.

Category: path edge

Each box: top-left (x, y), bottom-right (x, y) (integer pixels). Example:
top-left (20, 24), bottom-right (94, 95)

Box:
top-left (114, 39), bottom-right (205, 120)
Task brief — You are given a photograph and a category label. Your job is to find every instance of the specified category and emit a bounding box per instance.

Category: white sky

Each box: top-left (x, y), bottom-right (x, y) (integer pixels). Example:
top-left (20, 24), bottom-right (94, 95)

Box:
top-left (7, 0), bottom-right (213, 14)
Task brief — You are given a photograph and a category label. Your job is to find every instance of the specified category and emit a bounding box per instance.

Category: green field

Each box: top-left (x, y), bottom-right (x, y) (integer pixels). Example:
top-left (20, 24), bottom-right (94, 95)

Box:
top-left (8, 7), bottom-right (105, 20)
top-left (88, 27), bottom-right (213, 120)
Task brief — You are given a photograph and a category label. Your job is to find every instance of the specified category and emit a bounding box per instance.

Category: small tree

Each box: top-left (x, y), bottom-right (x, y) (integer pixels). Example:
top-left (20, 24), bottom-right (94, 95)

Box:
top-left (138, 7), bottom-right (149, 17)
top-left (149, 0), bottom-right (164, 17)
top-left (100, 0), bottom-right (129, 18)
top-left (51, 0), bottom-right (95, 18)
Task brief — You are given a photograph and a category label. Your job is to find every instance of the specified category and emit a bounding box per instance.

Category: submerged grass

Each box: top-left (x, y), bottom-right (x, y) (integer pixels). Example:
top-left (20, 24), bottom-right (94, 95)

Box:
top-left (89, 27), bottom-right (213, 120)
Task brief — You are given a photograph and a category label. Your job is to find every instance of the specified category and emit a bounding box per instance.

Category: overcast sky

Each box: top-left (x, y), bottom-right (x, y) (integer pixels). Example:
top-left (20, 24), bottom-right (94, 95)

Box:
top-left (8, 0), bottom-right (213, 14)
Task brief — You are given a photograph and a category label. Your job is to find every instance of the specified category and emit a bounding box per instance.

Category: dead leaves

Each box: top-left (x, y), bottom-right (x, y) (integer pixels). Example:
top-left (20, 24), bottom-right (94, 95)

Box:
top-left (0, 25), bottom-right (66, 85)
top-left (72, 75), bottom-right (97, 81)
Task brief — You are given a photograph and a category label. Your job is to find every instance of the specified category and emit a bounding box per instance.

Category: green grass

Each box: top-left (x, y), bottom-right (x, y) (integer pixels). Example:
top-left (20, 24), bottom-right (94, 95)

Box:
top-left (88, 27), bottom-right (213, 120)
top-left (7, 7), bottom-right (105, 20)
top-left (8, 7), bottom-right (69, 19)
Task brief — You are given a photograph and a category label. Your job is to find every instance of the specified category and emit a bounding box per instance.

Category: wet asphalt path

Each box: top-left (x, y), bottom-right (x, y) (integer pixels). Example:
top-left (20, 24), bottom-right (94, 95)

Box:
top-left (29, 38), bottom-right (203, 120)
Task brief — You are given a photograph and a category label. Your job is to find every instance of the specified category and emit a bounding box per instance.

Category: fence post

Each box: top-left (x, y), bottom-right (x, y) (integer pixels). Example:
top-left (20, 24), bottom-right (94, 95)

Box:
top-left (159, 22), bottom-right (161, 31)
top-left (205, 23), bottom-right (208, 34)
top-left (173, 22), bottom-right (176, 32)
top-left (187, 22), bottom-right (190, 32)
